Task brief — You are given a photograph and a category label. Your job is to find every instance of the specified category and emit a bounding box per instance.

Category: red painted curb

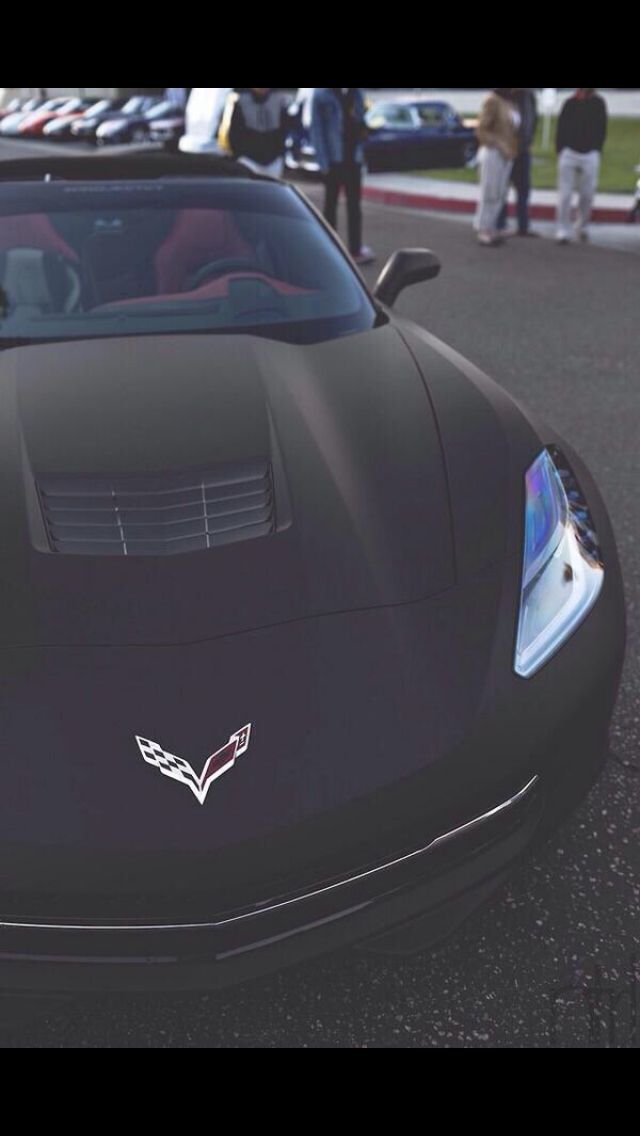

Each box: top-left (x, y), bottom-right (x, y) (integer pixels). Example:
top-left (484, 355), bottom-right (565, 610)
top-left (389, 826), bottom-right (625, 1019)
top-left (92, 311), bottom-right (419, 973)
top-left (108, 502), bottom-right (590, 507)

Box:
top-left (362, 185), bottom-right (630, 225)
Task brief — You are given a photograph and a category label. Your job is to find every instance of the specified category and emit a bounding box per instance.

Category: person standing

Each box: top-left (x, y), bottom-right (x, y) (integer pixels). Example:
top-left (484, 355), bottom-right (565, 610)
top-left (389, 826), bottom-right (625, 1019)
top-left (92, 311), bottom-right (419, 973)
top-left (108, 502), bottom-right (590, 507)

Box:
top-left (475, 89), bottom-right (520, 247)
top-left (228, 88), bottom-right (290, 177)
top-left (556, 89), bottom-right (608, 245)
top-left (311, 88), bottom-right (375, 265)
top-left (497, 88), bottom-right (539, 237)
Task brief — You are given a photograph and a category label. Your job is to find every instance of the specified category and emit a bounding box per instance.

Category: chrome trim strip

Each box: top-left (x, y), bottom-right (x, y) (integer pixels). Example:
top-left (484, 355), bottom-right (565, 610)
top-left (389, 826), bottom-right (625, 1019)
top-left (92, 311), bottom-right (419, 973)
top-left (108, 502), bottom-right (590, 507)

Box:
top-left (0, 776), bottom-right (539, 934)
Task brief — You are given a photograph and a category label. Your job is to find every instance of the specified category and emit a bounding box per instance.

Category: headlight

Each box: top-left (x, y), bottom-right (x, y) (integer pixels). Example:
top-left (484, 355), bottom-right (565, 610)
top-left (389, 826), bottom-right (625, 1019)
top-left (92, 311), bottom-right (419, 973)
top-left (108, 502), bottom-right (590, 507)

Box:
top-left (515, 448), bottom-right (604, 678)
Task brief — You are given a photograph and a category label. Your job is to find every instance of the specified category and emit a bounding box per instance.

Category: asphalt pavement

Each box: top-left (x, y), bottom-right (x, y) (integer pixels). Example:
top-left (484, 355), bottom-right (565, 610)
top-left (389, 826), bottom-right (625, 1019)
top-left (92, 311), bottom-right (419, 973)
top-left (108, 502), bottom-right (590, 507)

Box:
top-left (0, 186), bottom-right (639, 1048)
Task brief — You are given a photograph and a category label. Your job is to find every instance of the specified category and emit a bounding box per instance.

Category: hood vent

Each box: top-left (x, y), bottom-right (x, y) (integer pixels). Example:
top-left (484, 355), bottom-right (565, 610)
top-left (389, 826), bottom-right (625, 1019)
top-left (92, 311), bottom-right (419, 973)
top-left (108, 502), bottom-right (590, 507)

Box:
top-left (37, 461), bottom-right (275, 557)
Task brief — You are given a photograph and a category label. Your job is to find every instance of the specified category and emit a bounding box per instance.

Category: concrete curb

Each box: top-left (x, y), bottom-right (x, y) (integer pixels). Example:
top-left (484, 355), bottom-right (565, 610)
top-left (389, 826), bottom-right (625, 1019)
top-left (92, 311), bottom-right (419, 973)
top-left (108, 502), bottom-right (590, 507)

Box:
top-left (362, 184), bottom-right (632, 225)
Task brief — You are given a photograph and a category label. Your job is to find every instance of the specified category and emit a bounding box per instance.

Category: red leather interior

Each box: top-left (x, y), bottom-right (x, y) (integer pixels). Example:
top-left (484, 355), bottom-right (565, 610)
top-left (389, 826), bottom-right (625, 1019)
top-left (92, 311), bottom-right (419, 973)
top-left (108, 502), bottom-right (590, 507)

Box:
top-left (155, 210), bottom-right (253, 294)
top-left (0, 214), bottom-right (78, 261)
top-left (97, 272), bottom-right (313, 309)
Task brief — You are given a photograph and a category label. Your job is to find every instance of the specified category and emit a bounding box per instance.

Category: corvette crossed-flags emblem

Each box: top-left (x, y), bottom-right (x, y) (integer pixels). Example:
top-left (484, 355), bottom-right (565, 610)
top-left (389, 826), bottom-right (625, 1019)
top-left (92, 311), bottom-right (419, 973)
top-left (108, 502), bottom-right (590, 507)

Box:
top-left (136, 725), bottom-right (252, 805)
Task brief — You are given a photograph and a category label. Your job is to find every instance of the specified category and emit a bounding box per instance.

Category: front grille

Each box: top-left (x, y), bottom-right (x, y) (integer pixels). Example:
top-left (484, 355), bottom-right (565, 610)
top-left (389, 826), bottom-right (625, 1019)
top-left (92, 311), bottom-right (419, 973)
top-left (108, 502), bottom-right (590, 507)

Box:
top-left (37, 461), bottom-right (275, 557)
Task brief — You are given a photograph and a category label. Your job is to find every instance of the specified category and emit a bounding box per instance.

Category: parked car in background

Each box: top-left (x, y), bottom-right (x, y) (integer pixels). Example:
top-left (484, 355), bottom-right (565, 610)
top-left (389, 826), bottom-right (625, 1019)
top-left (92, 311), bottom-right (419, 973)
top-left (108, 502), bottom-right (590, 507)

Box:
top-left (71, 97), bottom-right (155, 143)
top-left (19, 97), bottom-right (96, 138)
top-left (179, 87), bottom-right (234, 155)
top-left (148, 108), bottom-right (187, 151)
top-left (0, 97), bottom-right (50, 137)
top-left (44, 99), bottom-right (126, 142)
top-left (365, 99), bottom-right (477, 172)
top-left (285, 89), bottom-right (316, 172)
top-left (286, 95), bottom-right (477, 175)
top-left (0, 97), bottom-right (24, 121)
top-left (95, 100), bottom-right (179, 147)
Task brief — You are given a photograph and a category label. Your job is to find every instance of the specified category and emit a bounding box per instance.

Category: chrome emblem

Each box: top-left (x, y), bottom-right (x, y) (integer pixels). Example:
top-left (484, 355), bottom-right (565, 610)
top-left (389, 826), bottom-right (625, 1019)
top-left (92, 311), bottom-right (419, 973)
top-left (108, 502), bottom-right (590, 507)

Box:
top-left (136, 725), bottom-right (252, 805)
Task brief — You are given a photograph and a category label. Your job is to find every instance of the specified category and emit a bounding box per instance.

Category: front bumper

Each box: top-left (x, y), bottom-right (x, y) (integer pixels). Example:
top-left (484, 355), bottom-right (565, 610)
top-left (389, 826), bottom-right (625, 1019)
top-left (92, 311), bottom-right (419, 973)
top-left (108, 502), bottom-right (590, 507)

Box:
top-left (0, 775), bottom-right (542, 992)
top-left (0, 596), bottom-right (624, 993)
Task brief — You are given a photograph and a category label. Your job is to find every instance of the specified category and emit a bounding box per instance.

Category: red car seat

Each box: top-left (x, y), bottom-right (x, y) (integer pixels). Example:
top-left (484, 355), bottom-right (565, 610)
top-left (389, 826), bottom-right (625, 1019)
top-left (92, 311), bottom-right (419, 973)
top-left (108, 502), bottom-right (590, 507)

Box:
top-left (155, 209), bottom-right (252, 294)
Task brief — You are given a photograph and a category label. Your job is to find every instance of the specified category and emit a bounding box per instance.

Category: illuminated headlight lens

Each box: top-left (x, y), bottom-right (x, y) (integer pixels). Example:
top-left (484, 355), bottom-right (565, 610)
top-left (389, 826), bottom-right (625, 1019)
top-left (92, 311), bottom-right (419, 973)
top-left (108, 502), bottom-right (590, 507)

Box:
top-left (515, 449), bottom-right (604, 678)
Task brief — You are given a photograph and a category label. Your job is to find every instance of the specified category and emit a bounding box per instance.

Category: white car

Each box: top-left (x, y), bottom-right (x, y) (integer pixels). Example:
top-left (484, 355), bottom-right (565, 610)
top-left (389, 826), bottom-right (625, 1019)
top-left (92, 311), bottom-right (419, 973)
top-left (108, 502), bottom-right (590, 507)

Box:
top-left (295, 87), bottom-right (315, 129)
top-left (179, 87), bottom-right (233, 155)
top-left (285, 88), bottom-right (319, 173)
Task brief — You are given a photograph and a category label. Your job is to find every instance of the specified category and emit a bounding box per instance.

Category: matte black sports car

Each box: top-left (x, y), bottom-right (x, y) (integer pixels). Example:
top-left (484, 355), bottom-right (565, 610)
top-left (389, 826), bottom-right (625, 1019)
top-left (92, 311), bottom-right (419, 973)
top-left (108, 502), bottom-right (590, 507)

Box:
top-left (0, 153), bottom-right (625, 993)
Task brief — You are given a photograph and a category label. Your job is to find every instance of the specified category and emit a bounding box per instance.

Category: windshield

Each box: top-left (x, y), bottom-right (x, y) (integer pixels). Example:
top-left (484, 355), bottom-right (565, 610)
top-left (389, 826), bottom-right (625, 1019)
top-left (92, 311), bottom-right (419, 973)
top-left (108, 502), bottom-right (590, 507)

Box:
top-left (0, 177), bottom-right (377, 346)
top-left (415, 104), bottom-right (447, 125)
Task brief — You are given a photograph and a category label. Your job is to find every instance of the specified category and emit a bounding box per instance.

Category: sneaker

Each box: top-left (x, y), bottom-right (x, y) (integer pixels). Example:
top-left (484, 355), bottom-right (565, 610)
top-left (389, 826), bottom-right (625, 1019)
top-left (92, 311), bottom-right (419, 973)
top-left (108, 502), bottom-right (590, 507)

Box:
top-left (354, 246), bottom-right (376, 266)
top-left (556, 236), bottom-right (571, 246)
top-left (517, 229), bottom-right (540, 238)
top-left (478, 233), bottom-right (503, 248)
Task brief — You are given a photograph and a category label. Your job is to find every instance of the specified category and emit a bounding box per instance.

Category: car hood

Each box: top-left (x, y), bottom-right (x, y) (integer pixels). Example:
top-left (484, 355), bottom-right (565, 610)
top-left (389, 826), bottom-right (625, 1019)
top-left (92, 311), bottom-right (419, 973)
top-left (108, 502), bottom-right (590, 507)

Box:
top-left (45, 115), bottom-right (75, 129)
top-left (99, 116), bottom-right (135, 132)
top-left (74, 114), bottom-right (115, 130)
top-left (0, 326), bottom-right (454, 648)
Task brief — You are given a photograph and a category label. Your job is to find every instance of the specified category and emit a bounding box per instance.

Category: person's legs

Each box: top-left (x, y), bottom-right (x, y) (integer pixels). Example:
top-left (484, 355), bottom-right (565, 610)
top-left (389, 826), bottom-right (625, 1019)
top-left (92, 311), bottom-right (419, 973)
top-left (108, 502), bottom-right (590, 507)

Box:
top-left (557, 149), bottom-right (577, 241)
top-left (497, 152), bottom-right (530, 233)
top-left (576, 151), bottom-right (600, 240)
top-left (475, 147), bottom-right (491, 232)
top-left (514, 150), bottom-right (532, 234)
top-left (477, 148), bottom-right (511, 241)
top-left (344, 161), bottom-right (363, 255)
top-left (324, 164), bottom-right (342, 231)
top-left (496, 171), bottom-right (512, 233)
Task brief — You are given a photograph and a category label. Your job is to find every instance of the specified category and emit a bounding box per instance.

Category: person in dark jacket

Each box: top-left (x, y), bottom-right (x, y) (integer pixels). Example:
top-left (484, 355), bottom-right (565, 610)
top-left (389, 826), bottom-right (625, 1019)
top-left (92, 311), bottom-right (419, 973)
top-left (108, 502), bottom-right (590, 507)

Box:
top-left (497, 88), bottom-right (539, 237)
top-left (556, 89), bottom-right (608, 244)
top-left (310, 88), bottom-right (375, 265)
top-left (228, 89), bottom-right (289, 177)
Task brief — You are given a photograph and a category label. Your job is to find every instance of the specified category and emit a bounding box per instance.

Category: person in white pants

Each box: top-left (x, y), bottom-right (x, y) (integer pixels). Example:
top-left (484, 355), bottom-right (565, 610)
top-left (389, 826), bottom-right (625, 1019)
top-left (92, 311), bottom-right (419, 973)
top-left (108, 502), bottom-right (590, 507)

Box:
top-left (474, 90), bottom-right (520, 247)
top-left (556, 90), bottom-right (608, 244)
top-left (477, 148), bottom-right (514, 237)
top-left (557, 150), bottom-right (601, 242)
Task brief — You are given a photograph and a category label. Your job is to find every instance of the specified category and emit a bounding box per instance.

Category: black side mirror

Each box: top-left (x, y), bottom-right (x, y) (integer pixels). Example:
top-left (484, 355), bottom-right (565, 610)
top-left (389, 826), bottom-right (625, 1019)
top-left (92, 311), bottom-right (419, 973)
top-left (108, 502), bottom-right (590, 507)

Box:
top-left (373, 249), bottom-right (441, 308)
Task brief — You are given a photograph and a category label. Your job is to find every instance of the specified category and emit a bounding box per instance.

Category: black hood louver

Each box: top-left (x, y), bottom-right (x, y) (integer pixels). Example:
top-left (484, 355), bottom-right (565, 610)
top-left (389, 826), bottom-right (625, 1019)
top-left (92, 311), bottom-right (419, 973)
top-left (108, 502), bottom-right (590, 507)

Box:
top-left (37, 461), bottom-right (275, 557)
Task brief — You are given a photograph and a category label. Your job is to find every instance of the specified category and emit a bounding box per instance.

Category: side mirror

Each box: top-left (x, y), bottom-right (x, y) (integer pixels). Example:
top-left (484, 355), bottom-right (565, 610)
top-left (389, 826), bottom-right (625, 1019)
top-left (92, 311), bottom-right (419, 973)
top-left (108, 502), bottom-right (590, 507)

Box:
top-left (373, 249), bottom-right (441, 308)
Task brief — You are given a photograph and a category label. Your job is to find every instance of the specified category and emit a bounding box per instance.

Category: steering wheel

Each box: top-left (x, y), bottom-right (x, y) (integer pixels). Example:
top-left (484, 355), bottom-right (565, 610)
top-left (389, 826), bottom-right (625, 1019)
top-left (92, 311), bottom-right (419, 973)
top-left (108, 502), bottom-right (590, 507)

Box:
top-left (186, 257), bottom-right (262, 291)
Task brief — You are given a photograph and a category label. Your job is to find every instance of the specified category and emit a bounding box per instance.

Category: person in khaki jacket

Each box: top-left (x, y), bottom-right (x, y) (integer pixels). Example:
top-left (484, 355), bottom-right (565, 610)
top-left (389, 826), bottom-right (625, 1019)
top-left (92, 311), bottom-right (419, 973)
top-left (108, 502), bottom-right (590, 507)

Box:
top-left (475, 89), bottom-right (520, 246)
